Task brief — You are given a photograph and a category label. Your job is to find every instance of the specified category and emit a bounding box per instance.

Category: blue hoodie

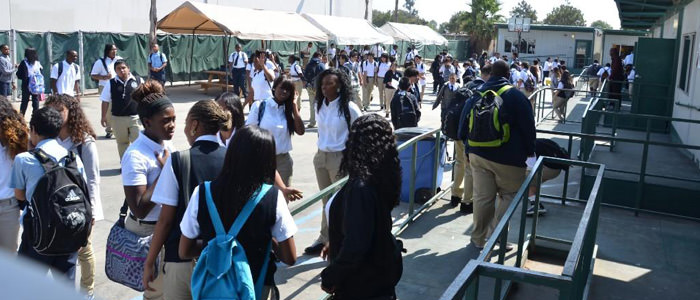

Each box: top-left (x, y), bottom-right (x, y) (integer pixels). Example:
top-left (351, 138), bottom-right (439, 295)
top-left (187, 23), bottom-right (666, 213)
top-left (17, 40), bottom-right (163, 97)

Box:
top-left (459, 76), bottom-right (536, 168)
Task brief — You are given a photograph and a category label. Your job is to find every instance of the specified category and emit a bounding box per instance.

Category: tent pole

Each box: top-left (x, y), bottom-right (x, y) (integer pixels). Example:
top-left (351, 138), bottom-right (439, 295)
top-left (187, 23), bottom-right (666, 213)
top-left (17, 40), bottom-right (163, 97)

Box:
top-left (189, 30), bottom-right (195, 86)
top-left (224, 34), bottom-right (230, 92)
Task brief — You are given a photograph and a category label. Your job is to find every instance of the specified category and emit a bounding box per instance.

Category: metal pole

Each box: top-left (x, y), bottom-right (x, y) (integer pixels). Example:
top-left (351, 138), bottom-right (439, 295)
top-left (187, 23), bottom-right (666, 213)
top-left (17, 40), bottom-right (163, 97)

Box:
top-left (530, 166), bottom-right (543, 247)
top-left (408, 143), bottom-right (417, 216)
top-left (47, 32), bottom-right (53, 93)
top-left (562, 136), bottom-right (573, 205)
top-left (636, 119), bottom-right (652, 217)
top-left (431, 131), bottom-right (441, 195)
top-left (188, 30), bottom-right (194, 86)
top-left (78, 31), bottom-right (85, 96)
top-left (10, 29), bottom-right (17, 101)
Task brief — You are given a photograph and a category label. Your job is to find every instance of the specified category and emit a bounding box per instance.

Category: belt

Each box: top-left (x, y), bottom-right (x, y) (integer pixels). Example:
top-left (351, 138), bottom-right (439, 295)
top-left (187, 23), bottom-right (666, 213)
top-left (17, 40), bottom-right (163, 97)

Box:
top-left (129, 213), bottom-right (157, 225)
top-left (232, 67), bottom-right (245, 70)
top-left (0, 197), bottom-right (18, 207)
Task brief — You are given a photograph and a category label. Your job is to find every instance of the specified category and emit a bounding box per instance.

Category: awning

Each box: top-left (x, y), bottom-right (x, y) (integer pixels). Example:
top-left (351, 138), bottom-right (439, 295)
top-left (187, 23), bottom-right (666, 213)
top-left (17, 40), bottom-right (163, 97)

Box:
top-left (380, 22), bottom-right (448, 46)
top-left (614, 0), bottom-right (678, 30)
top-left (157, 1), bottom-right (327, 41)
top-left (301, 13), bottom-right (394, 45)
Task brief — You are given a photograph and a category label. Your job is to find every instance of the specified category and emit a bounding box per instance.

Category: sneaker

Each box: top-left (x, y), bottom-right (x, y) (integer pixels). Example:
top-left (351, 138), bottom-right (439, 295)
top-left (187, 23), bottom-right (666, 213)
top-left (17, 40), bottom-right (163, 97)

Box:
top-left (460, 202), bottom-right (473, 214)
top-left (304, 241), bottom-right (325, 255)
top-left (450, 196), bottom-right (461, 207)
top-left (495, 242), bottom-right (515, 252)
top-left (306, 123), bottom-right (316, 129)
top-left (105, 132), bottom-right (112, 139)
top-left (385, 113), bottom-right (389, 118)
top-left (526, 202), bottom-right (547, 216)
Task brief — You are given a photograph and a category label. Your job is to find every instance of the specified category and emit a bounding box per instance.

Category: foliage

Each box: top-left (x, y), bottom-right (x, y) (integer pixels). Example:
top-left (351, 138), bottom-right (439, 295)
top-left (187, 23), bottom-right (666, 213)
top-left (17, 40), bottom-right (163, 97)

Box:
top-left (372, 9), bottom-right (437, 30)
top-left (463, 0), bottom-right (503, 51)
top-left (590, 20), bottom-right (613, 30)
top-left (543, 3), bottom-right (586, 26)
top-left (404, 0), bottom-right (418, 16)
top-left (509, 0), bottom-right (538, 23)
top-left (439, 11), bottom-right (468, 34)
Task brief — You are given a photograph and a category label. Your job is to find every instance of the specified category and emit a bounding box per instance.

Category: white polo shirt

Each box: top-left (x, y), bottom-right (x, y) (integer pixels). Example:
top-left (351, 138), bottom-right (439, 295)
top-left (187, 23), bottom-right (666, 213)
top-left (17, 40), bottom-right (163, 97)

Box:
top-left (376, 62), bottom-right (391, 78)
top-left (316, 97), bottom-right (362, 152)
top-left (121, 132), bottom-right (175, 221)
top-left (328, 48), bottom-right (336, 59)
top-left (180, 185), bottom-right (298, 242)
top-left (361, 60), bottom-right (377, 78)
top-left (228, 51), bottom-right (248, 69)
top-left (416, 62), bottom-right (427, 86)
top-left (289, 62), bottom-right (303, 82)
top-left (217, 129), bottom-right (235, 148)
top-left (0, 145), bottom-right (13, 199)
top-left (246, 98), bottom-right (293, 155)
top-left (90, 56), bottom-right (123, 87)
top-left (50, 60), bottom-right (81, 96)
top-left (99, 74), bottom-right (138, 102)
top-left (250, 69), bottom-right (273, 101)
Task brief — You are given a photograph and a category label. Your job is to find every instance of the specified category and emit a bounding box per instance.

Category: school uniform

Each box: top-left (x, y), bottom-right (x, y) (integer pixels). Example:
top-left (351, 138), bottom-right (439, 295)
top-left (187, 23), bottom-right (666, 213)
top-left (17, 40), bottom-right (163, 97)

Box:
top-left (91, 56), bottom-right (123, 135)
top-left (0, 145), bottom-right (19, 253)
top-left (246, 99), bottom-right (296, 186)
top-left (0, 53), bottom-right (15, 97)
top-left (360, 60), bottom-right (378, 109)
top-left (313, 97), bottom-right (362, 245)
top-left (151, 135), bottom-right (226, 300)
top-left (100, 74), bottom-right (142, 159)
top-left (148, 52), bottom-right (168, 86)
top-left (50, 60), bottom-right (81, 96)
top-left (229, 51), bottom-right (249, 98)
top-left (375, 62), bottom-right (391, 109)
top-left (121, 133), bottom-right (175, 300)
top-left (416, 62), bottom-right (427, 87)
top-left (180, 183), bottom-right (297, 299)
top-left (15, 59), bottom-right (42, 115)
top-left (382, 69), bottom-right (401, 114)
top-left (10, 139), bottom-right (86, 280)
top-left (250, 68), bottom-right (273, 101)
top-left (216, 129), bottom-right (235, 148)
top-left (289, 61), bottom-right (304, 110)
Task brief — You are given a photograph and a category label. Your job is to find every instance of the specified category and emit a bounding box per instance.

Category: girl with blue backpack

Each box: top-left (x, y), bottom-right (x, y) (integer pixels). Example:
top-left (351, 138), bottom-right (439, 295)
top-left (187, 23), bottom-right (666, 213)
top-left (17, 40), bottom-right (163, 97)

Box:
top-left (15, 48), bottom-right (43, 116)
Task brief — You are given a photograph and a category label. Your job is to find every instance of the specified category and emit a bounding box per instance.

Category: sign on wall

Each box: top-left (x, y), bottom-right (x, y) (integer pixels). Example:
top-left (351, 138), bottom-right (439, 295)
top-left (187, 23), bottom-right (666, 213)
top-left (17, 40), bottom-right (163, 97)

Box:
top-left (504, 38), bottom-right (536, 54)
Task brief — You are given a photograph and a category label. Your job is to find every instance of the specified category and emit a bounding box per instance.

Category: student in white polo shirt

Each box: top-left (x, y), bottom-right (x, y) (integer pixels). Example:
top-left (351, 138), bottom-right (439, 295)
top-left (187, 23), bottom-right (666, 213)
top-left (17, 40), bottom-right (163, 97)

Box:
top-left (0, 98), bottom-right (27, 254)
top-left (100, 60), bottom-right (143, 160)
top-left (246, 50), bottom-right (275, 109)
top-left (120, 81), bottom-right (176, 300)
top-left (50, 50), bottom-right (81, 101)
top-left (360, 53), bottom-right (378, 111)
top-left (228, 44), bottom-right (248, 99)
top-left (91, 44), bottom-right (123, 139)
top-left (414, 55), bottom-right (427, 99)
top-left (375, 54), bottom-right (391, 111)
top-left (287, 55), bottom-right (305, 111)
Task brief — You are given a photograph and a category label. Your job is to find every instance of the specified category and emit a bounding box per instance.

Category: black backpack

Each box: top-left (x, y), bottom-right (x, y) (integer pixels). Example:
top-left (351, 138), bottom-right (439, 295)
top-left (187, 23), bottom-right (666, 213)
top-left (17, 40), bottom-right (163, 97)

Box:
top-left (536, 139), bottom-right (571, 170)
top-left (397, 92), bottom-right (419, 128)
top-left (304, 59), bottom-right (324, 88)
top-left (587, 64), bottom-right (601, 77)
top-left (28, 149), bottom-right (92, 255)
top-left (441, 86), bottom-right (473, 139)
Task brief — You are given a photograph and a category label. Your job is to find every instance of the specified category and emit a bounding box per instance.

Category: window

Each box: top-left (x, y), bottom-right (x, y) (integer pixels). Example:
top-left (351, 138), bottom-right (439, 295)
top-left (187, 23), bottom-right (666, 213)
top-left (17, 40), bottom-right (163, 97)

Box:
top-left (678, 33), bottom-right (695, 92)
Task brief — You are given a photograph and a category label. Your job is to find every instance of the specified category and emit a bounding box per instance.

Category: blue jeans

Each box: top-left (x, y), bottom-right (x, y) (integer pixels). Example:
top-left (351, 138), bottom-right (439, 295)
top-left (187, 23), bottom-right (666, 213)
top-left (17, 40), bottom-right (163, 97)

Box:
top-left (18, 215), bottom-right (78, 281)
top-left (0, 81), bottom-right (11, 96)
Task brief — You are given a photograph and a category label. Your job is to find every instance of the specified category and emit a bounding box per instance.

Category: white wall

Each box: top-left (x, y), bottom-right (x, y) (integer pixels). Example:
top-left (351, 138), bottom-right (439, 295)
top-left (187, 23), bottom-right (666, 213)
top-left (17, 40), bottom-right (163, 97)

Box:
top-left (0, 0), bottom-right (369, 33)
top-left (496, 28), bottom-right (593, 64)
top-left (601, 34), bottom-right (643, 65)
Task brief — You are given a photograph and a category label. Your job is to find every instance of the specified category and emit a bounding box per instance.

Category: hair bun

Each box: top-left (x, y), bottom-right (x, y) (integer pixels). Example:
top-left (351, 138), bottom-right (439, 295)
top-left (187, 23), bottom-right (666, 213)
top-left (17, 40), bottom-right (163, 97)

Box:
top-left (131, 80), bottom-right (165, 103)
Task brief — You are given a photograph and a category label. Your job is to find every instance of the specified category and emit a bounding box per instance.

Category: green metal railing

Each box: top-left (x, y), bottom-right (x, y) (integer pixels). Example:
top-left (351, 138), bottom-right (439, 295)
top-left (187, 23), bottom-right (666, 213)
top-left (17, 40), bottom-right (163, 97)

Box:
top-left (440, 157), bottom-right (605, 300)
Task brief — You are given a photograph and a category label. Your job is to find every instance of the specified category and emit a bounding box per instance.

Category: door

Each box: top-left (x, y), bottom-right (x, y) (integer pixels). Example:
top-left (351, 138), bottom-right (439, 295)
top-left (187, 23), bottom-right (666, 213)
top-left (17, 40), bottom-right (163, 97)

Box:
top-left (631, 38), bottom-right (675, 131)
top-left (574, 40), bottom-right (592, 73)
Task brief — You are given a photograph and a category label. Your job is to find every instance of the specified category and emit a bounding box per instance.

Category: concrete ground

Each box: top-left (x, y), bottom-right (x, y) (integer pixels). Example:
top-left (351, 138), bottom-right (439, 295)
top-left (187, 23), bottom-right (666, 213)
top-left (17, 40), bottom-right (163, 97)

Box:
top-left (9, 78), bottom-right (700, 300)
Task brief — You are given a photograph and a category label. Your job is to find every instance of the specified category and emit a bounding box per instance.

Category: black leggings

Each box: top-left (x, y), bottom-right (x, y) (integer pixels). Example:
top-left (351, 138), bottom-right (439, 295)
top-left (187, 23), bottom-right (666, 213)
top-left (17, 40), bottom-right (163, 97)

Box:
top-left (20, 83), bottom-right (39, 116)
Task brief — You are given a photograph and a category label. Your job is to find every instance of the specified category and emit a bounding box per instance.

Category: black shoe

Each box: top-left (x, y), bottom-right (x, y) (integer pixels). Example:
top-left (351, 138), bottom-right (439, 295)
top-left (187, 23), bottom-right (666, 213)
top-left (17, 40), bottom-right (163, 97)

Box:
top-left (105, 132), bottom-right (112, 139)
top-left (304, 242), bottom-right (324, 255)
top-left (460, 202), bottom-right (473, 214)
top-left (450, 196), bottom-right (461, 207)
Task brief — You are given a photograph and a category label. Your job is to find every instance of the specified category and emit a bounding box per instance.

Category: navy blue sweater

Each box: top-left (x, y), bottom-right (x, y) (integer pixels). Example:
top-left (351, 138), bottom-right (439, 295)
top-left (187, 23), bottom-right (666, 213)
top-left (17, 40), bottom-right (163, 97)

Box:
top-left (460, 77), bottom-right (536, 167)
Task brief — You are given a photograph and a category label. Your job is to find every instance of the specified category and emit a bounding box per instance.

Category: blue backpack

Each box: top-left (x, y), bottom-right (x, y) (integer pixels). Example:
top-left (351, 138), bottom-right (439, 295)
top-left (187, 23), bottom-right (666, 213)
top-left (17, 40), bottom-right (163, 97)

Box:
top-left (191, 181), bottom-right (273, 300)
top-left (26, 61), bottom-right (45, 95)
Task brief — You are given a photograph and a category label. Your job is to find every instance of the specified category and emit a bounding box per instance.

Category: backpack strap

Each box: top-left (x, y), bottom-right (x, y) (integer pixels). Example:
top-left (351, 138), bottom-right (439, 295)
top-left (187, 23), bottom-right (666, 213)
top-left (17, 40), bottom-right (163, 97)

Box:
top-left (226, 183), bottom-right (272, 237)
top-left (257, 101), bottom-right (266, 125)
top-left (30, 148), bottom-right (58, 172)
top-left (101, 57), bottom-right (108, 74)
top-left (58, 62), bottom-right (64, 79)
top-left (172, 150), bottom-right (192, 207)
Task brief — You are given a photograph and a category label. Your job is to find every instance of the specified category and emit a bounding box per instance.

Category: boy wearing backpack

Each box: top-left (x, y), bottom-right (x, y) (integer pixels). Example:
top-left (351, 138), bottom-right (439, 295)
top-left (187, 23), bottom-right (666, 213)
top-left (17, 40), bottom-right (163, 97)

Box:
top-left (50, 50), bottom-right (81, 101)
top-left (390, 77), bottom-right (420, 129)
top-left (304, 52), bottom-right (326, 128)
top-left (586, 60), bottom-right (601, 95)
top-left (525, 138), bottom-right (571, 216)
top-left (11, 106), bottom-right (90, 280)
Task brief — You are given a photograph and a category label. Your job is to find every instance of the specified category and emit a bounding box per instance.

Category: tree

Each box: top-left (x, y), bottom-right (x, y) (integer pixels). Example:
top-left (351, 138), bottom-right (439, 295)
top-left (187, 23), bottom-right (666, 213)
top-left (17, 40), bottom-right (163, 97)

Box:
top-left (509, 0), bottom-right (538, 23)
top-left (404, 0), bottom-right (418, 16)
top-left (590, 20), bottom-right (612, 30)
top-left (372, 9), bottom-right (432, 28)
top-left (440, 11), bottom-right (468, 34)
top-left (543, 3), bottom-right (586, 26)
top-left (463, 0), bottom-right (503, 52)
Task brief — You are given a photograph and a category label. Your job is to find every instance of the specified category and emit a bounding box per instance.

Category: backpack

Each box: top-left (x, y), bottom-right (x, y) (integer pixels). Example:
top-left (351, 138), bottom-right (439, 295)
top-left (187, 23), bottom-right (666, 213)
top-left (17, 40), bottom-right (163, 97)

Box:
top-left (467, 85), bottom-right (513, 148)
top-left (557, 79), bottom-right (575, 99)
top-left (441, 87), bottom-right (473, 139)
top-left (257, 100), bottom-right (266, 124)
top-left (536, 139), bottom-right (571, 170)
top-left (600, 68), bottom-right (610, 81)
top-left (91, 57), bottom-right (109, 83)
top-left (28, 148), bottom-right (92, 255)
top-left (26, 61), bottom-right (45, 95)
top-left (304, 59), bottom-right (325, 88)
top-left (587, 64), bottom-right (601, 77)
top-left (396, 92), bottom-right (419, 128)
top-left (191, 182), bottom-right (273, 300)
top-left (57, 61), bottom-right (80, 79)
top-left (524, 73), bottom-right (536, 93)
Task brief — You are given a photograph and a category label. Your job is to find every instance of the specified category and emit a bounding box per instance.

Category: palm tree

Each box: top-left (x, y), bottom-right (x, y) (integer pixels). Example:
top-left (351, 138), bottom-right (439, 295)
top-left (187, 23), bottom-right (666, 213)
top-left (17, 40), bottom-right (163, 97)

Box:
top-left (462, 0), bottom-right (503, 53)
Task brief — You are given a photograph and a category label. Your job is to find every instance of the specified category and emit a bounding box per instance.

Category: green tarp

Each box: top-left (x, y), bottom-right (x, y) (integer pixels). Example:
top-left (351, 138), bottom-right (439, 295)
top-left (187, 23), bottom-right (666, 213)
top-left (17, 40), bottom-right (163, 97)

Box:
top-left (0, 32), bottom-right (8, 47)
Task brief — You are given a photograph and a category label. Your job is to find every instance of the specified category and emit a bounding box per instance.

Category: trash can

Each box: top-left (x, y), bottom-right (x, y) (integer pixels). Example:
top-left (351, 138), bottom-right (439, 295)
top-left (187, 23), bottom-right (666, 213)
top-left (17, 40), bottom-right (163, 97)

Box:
top-left (395, 127), bottom-right (447, 203)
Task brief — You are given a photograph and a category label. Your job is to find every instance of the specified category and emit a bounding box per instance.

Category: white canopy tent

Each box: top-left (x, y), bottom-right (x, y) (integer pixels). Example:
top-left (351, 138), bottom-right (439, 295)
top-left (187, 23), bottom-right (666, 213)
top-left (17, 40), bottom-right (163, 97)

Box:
top-left (157, 1), bottom-right (327, 41)
top-left (380, 22), bottom-right (448, 46)
top-left (302, 13), bottom-right (394, 45)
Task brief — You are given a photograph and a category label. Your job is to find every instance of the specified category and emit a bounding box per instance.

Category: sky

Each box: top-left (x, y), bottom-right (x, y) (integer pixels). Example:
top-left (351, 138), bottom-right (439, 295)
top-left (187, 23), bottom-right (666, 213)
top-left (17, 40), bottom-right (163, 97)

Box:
top-left (373, 0), bottom-right (622, 29)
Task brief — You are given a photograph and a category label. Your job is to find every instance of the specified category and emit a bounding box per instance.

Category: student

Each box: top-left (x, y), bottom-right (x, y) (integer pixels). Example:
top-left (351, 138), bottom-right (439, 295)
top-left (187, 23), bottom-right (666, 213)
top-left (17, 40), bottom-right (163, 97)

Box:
top-left (360, 53), bottom-right (378, 111)
top-left (304, 52), bottom-right (326, 128)
top-left (375, 54), bottom-right (391, 111)
top-left (246, 77), bottom-right (305, 186)
top-left (328, 43), bottom-right (337, 66)
top-left (0, 44), bottom-right (16, 97)
top-left (90, 44), bottom-right (123, 138)
top-left (320, 114), bottom-right (403, 300)
top-left (11, 106), bottom-right (86, 280)
top-left (453, 59), bottom-right (464, 84)
top-left (625, 64), bottom-right (636, 96)
top-left (343, 53), bottom-right (362, 108)
top-left (0, 97), bottom-right (28, 253)
top-left (288, 55), bottom-right (305, 111)
top-left (390, 44), bottom-right (398, 59)
top-left (121, 81), bottom-right (176, 300)
top-left (404, 67), bottom-right (422, 106)
top-left (144, 100), bottom-right (231, 300)
top-left (246, 50), bottom-right (275, 109)
top-left (430, 55), bottom-right (442, 94)
top-left (179, 126), bottom-right (298, 298)
top-left (306, 69), bottom-right (363, 255)
top-left (553, 69), bottom-right (573, 122)
top-left (267, 51), bottom-right (282, 79)
top-left (50, 50), bottom-right (81, 100)
top-left (372, 43), bottom-right (385, 58)
top-left (390, 77), bottom-right (420, 129)
top-left (45, 95), bottom-right (102, 299)
top-left (382, 62), bottom-right (401, 118)
top-left (526, 138), bottom-right (569, 216)
top-left (301, 42), bottom-right (314, 68)
top-left (100, 60), bottom-right (143, 160)
top-left (439, 57), bottom-right (455, 94)
top-left (543, 57), bottom-right (552, 79)
top-left (596, 63), bottom-right (611, 88)
top-left (148, 44), bottom-right (168, 88)
top-left (414, 55), bottom-right (427, 99)
top-left (215, 92), bottom-right (244, 148)
top-left (586, 60), bottom-right (601, 95)
top-left (15, 48), bottom-right (42, 116)
top-left (228, 44), bottom-right (249, 99)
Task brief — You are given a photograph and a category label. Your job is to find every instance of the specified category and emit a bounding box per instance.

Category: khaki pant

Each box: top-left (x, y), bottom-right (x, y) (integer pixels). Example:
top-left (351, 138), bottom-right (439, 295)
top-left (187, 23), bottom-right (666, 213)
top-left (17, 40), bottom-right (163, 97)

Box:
top-left (125, 217), bottom-right (164, 300)
top-left (293, 80), bottom-right (304, 112)
top-left (469, 154), bottom-right (526, 248)
top-left (383, 87), bottom-right (395, 114)
top-left (313, 150), bottom-right (343, 244)
top-left (552, 95), bottom-right (567, 121)
top-left (99, 86), bottom-right (113, 134)
top-left (307, 87), bottom-right (317, 126)
top-left (277, 152), bottom-right (294, 187)
top-left (0, 198), bottom-right (19, 253)
top-left (452, 142), bottom-right (473, 204)
top-left (588, 78), bottom-right (600, 91)
top-left (353, 87), bottom-right (362, 108)
top-left (163, 260), bottom-right (195, 300)
top-left (361, 78), bottom-right (376, 109)
top-left (78, 234), bottom-right (95, 296)
top-left (111, 115), bottom-right (141, 159)
top-left (375, 78), bottom-right (386, 109)
top-left (528, 166), bottom-right (562, 188)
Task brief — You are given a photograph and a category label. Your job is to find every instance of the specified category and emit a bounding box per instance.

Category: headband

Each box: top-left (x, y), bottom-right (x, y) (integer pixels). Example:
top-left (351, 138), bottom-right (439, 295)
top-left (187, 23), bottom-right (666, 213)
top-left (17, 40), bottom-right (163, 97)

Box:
top-left (137, 96), bottom-right (173, 120)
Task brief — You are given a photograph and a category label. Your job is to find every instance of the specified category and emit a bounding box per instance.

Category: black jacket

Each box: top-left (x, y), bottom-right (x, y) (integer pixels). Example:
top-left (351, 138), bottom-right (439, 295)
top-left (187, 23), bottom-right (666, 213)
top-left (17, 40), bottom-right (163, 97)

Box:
top-left (321, 179), bottom-right (402, 300)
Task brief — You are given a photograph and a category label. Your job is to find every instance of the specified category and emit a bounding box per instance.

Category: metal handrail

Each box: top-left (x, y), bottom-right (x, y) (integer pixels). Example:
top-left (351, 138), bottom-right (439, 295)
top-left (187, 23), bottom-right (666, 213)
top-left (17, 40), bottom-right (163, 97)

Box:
top-left (440, 157), bottom-right (606, 300)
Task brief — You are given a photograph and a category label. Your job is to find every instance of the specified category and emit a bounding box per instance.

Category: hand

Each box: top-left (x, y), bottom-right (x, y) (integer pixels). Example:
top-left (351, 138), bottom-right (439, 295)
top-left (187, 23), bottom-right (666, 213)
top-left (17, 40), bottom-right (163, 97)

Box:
top-left (156, 149), bottom-right (170, 168)
top-left (282, 187), bottom-right (303, 202)
top-left (142, 262), bottom-right (157, 292)
top-left (11, 82), bottom-right (16, 90)
top-left (74, 94), bottom-right (81, 102)
top-left (320, 243), bottom-right (330, 260)
top-left (321, 284), bottom-right (335, 294)
top-left (291, 101), bottom-right (299, 114)
top-left (101, 116), bottom-right (108, 128)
